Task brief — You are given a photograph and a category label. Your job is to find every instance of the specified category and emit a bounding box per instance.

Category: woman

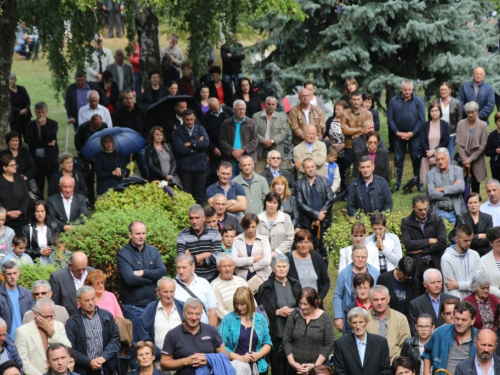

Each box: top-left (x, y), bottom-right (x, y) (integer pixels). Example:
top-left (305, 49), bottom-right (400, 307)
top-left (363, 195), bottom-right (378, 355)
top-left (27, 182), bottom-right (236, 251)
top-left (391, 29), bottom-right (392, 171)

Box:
top-left (48, 152), bottom-right (88, 197)
top-left (8, 73), bottom-right (31, 138)
top-left (126, 341), bottom-right (167, 375)
top-left (362, 93), bottom-right (380, 131)
top-left (145, 126), bottom-right (177, 182)
top-left (84, 270), bottom-right (123, 318)
top-left (130, 37), bottom-right (141, 101)
top-left (235, 77), bottom-right (261, 118)
top-left (257, 192), bottom-right (294, 257)
top-left (439, 82), bottom-right (462, 161)
top-left (353, 131), bottom-right (390, 181)
top-left (456, 101), bottom-right (488, 193)
top-left (324, 100), bottom-right (347, 191)
top-left (420, 100), bottom-right (450, 184)
top-left (439, 299), bottom-right (459, 324)
top-left (0, 155), bottom-right (29, 234)
top-left (232, 214), bottom-right (272, 282)
top-left (338, 222), bottom-right (378, 272)
top-left (94, 135), bottom-right (126, 196)
top-left (0, 131), bottom-right (35, 181)
top-left (271, 176), bottom-right (298, 227)
top-left (485, 112), bottom-right (500, 181)
top-left (340, 78), bottom-right (359, 107)
top-left (286, 230), bottom-right (330, 307)
top-left (165, 80), bottom-right (179, 96)
top-left (391, 356), bottom-right (415, 375)
top-left (463, 272), bottom-right (498, 329)
top-left (208, 65), bottom-right (233, 106)
top-left (98, 70), bottom-right (120, 119)
top-left (197, 85), bottom-right (210, 116)
top-left (22, 200), bottom-right (59, 263)
top-left (478, 227), bottom-right (500, 298)
top-left (283, 287), bottom-right (335, 375)
top-left (342, 273), bottom-right (374, 334)
top-left (219, 286), bottom-right (272, 375)
top-left (256, 254), bottom-right (301, 375)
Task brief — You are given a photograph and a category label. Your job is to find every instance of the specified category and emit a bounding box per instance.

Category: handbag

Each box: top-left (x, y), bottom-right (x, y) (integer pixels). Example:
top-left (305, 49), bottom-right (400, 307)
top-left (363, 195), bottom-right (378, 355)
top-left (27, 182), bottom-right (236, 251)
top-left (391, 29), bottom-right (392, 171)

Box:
top-left (26, 179), bottom-right (41, 200)
top-left (453, 152), bottom-right (464, 166)
top-left (247, 275), bottom-right (264, 295)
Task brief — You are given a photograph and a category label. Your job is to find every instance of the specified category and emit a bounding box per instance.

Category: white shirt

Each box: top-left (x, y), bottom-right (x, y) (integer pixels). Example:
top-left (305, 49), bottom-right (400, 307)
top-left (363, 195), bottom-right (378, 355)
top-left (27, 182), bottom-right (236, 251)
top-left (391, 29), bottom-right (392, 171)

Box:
top-left (36, 225), bottom-right (49, 264)
top-left (174, 274), bottom-right (217, 324)
top-left (85, 46), bottom-right (114, 82)
top-left (62, 194), bottom-right (73, 222)
top-left (302, 107), bottom-right (311, 128)
top-left (440, 99), bottom-right (451, 129)
top-left (481, 200), bottom-right (500, 226)
top-left (73, 269), bottom-right (88, 290)
top-left (364, 232), bottom-right (403, 272)
top-left (355, 333), bottom-right (367, 366)
top-left (154, 301), bottom-right (181, 355)
top-left (78, 104), bottom-right (113, 127)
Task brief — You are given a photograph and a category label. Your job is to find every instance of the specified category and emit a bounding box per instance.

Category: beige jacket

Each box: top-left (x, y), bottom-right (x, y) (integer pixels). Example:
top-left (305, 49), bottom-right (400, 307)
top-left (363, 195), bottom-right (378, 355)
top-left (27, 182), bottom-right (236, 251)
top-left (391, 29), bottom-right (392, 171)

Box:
top-left (456, 118), bottom-right (488, 182)
top-left (232, 233), bottom-right (272, 281)
top-left (342, 107), bottom-right (373, 149)
top-left (293, 140), bottom-right (327, 179)
top-left (289, 104), bottom-right (326, 145)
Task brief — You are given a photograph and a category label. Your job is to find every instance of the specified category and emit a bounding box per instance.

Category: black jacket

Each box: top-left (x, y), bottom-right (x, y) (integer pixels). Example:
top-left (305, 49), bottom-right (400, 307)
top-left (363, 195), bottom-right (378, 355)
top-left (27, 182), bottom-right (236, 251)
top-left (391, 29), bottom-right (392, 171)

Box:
top-left (220, 43), bottom-right (245, 75)
top-left (114, 104), bottom-right (146, 138)
top-left (48, 170), bottom-right (88, 198)
top-left (47, 193), bottom-right (88, 232)
top-left (260, 168), bottom-right (295, 190)
top-left (450, 211), bottom-right (493, 256)
top-left (281, 197), bottom-right (299, 227)
top-left (353, 148), bottom-right (390, 181)
top-left (201, 106), bottom-right (233, 153)
top-left (74, 121), bottom-right (108, 153)
top-left (485, 129), bottom-right (500, 169)
top-left (97, 80), bottom-right (119, 109)
top-left (172, 124), bottom-right (209, 173)
top-left (0, 174), bottom-right (29, 229)
top-left (234, 93), bottom-right (262, 119)
top-left (176, 77), bottom-right (200, 96)
top-left (64, 82), bottom-right (109, 121)
top-left (145, 143), bottom-right (177, 182)
top-left (455, 354), bottom-right (500, 375)
top-left (347, 175), bottom-right (393, 216)
top-left (377, 270), bottom-right (420, 315)
top-left (0, 147), bottom-right (35, 180)
top-left (285, 251), bottom-right (330, 302)
top-left (139, 86), bottom-right (167, 111)
top-left (208, 81), bottom-right (233, 106)
top-left (25, 118), bottom-right (59, 167)
top-left (420, 119), bottom-right (450, 152)
top-left (294, 175), bottom-right (335, 228)
top-left (400, 337), bottom-right (422, 375)
top-left (408, 292), bottom-right (458, 336)
top-left (22, 221), bottom-right (60, 260)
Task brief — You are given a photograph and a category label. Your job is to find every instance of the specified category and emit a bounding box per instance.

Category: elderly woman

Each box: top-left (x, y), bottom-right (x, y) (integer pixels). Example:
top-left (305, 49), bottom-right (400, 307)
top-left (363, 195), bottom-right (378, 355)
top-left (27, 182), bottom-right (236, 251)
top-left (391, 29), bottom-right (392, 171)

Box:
top-left (0, 155), bottom-right (29, 233)
top-left (145, 126), bottom-right (177, 182)
top-left (219, 286), bottom-right (272, 375)
top-left (94, 135), bottom-right (126, 196)
top-left (478, 227), bottom-right (500, 298)
top-left (271, 176), bottom-right (298, 227)
top-left (232, 213), bottom-right (272, 283)
top-left (283, 287), bottom-right (335, 374)
top-left (234, 77), bottom-right (261, 118)
top-left (256, 254), bottom-right (301, 375)
top-left (126, 341), bottom-right (167, 375)
top-left (338, 222), bottom-right (378, 272)
top-left (342, 273), bottom-right (374, 334)
top-left (456, 101), bottom-right (488, 193)
top-left (84, 270), bottom-right (123, 318)
top-left (257, 192), bottom-right (294, 257)
top-left (463, 272), bottom-right (498, 329)
top-left (0, 131), bottom-right (35, 181)
top-left (353, 131), bottom-right (390, 181)
top-left (8, 72), bottom-right (31, 138)
top-left (440, 298), bottom-right (459, 324)
top-left (48, 153), bottom-right (88, 197)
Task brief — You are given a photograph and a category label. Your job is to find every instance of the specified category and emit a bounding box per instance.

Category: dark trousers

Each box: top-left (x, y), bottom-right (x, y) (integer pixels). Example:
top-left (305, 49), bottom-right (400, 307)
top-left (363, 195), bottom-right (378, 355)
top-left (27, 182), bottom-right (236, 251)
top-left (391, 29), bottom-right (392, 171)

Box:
top-left (471, 169), bottom-right (480, 193)
top-left (34, 157), bottom-right (58, 197)
top-left (206, 155), bottom-right (222, 187)
top-left (178, 171), bottom-right (206, 204)
top-left (339, 149), bottom-right (354, 193)
top-left (107, 10), bottom-right (122, 38)
top-left (270, 337), bottom-right (287, 375)
top-left (393, 135), bottom-right (420, 187)
top-left (409, 252), bottom-right (436, 295)
top-left (123, 304), bottom-right (146, 369)
top-left (492, 166), bottom-right (500, 182)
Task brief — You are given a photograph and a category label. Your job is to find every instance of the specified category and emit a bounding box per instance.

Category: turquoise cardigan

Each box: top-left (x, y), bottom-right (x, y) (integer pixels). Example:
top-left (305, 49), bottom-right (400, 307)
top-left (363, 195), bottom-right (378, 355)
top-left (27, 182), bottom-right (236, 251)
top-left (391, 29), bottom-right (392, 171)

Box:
top-left (218, 312), bottom-right (272, 373)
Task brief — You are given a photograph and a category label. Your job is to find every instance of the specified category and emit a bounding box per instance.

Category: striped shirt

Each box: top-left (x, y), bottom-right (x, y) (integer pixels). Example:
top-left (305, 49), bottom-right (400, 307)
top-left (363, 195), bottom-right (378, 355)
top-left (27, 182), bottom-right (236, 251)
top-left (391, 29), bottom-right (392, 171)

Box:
top-left (211, 275), bottom-right (249, 319)
top-left (82, 309), bottom-right (103, 359)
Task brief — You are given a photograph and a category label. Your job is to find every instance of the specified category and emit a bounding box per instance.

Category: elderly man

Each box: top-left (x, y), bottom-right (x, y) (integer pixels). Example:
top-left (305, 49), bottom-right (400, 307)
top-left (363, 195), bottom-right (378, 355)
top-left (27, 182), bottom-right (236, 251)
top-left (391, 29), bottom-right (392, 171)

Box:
top-left (106, 49), bottom-right (134, 95)
top-left (206, 162), bottom-right (247, 215)
top-left (173, 254), bottom-right (217, 326)
top-left (387, 79), bottom-right (426, 191)
top-left (252, 96), bottom-right (289, 173)
top-left (0, 318), bottom-right (22, 368)
top-left (352, 119), bottom-right (387, 155)
top-left (77, 90), bottom-right (113, 127)
top-left (333, 307), bottom-right (391, 375)
top-left (289, 88), bottom-right (326, 146)
top-left (260, 150), bottom-right (294, 189)
top-left (49, 252), bottom-right (94, 316)
top-left (293, 125), bottom-right (327, 179)
top-left (366, 285), bottom-right (411, 363)
top-left (427, 147), bottom-right (466, 224)
top-left (138, 277), bottom-right (184, 368)
top-left (232, 156), bottom-right (270, 214)
top-left (210, 253), bottom-right (248, 320)
top-left (23, 280), bottom-right (69, 324)
top-left (66, 286), bottom-right (120, 375)
top-left (45, 343), bottom-right (72, 375)
top-left (458, 67), bottom-right (495, 123)
top-left (47, 176), bottom-right (88, 232)
top-left (219, 100), bottom-right (259, 178)
top-left (15, 299), bottom-right (71, 375)
top-left (211, 194), bottom-right (243, 234)
top-left (160, 298), bottom-right (228, 375)
top-left (481, 179), bottom-right (500, 226)
top-left (455, 328), bottom-right (500, 374)
top-left (85, 35), bottom-right (114, 83)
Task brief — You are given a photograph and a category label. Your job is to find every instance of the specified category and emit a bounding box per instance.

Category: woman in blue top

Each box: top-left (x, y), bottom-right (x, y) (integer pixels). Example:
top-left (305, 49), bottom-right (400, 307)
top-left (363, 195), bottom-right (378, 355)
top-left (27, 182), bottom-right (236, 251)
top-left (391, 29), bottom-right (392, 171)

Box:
top-left (219, 286), bottom-right (272, 375)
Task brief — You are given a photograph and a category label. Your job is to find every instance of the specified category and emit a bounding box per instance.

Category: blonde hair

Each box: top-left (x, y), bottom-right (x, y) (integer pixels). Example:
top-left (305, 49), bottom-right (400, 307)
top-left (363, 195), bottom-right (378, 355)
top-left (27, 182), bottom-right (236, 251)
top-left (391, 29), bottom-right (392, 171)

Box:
top-left (271, 176), bottom-right (291, 202)
top-left (233, 286), bottom-right (256, 317)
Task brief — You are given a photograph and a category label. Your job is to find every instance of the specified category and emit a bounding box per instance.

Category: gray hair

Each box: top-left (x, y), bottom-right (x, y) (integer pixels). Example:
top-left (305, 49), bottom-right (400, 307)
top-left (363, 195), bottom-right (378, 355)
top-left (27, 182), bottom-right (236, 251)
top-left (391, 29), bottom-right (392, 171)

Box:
top-left (361, 119), bottom-right (374, 128)
top-left (423, 268), bottom-right (442, 283)
top-left (32, 280), bottom-right (51, 293)
top-left (401, 79), bottom-right (414, 89)
top-left (351, 244), bottom-right (368, 258)
top-left (271, 253), bottom-right (289, 267)
top-left (76, 285), bottom-right (95, 299)
top-left (233, 99), bottom-right (246, 109)
top-left (57, 152), bottom-right (73, 164)
top-left (265, 96), bottom-right (277, 104)
top-left (87, 90), bottom-right (99, 100)
top-left (0, 318), bottom-right (6, 328)
top-left (213, 194), bottom-right (227, 202)
top-left (216, 252), bottom-right (234, 266)
top-left (470, 272), bottom-right (491, 293)
top-left (188, 204), bottom-right (204, 217)
top-left (59, 176), bottom-right (75, 185)
top-left (267, 150), bottom-right (281, 159)
top-left (435, 147), bottom-right (450, 158)
top-left (157, 276), bottom-right (175, 289)
top-left (176, 253), bottom-right (195, 266)
top-left (33, 298), bottom-right (55, 313)
top-left (347, 307), bottom-right (369, 323)
top-left (239, 155), bottom-right (254, 165)
top-left (486, 179), bottom-right (500, 188)
top-left (2, 261), bottom-right (18, 274)
top-left (9, 72), bottom-right (16, 80)
top-left (34, 102), bottom-right (48, 111)
top-left (464, 101), bottom-right (479, 113)
top-left (369, 285), bottom-right (390, 300)
top-left (183, 297), bottom-right (203, 312)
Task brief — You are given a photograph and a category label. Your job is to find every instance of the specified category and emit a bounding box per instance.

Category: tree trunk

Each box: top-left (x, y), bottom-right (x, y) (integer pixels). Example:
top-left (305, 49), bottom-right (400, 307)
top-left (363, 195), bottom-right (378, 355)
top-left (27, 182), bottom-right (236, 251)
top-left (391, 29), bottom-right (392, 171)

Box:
top-left (0, 0), bottom-right (17, 150)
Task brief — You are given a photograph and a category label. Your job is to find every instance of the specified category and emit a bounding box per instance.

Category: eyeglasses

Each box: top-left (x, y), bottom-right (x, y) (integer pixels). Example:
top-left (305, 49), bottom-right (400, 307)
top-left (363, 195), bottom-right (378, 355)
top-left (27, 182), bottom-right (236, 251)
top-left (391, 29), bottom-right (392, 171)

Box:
top-left (443, 311), bottom-right (454, 316)
top-left (38, 314), bottom-right (54, 320)
top-left (416, 325), bottom-right (433, 330)
top-left (269, 157), bottom-right (282, 160)
top-left (33, 291), bottom-right (48, 296)
top-left (297, 241), bottom-right (311, 245)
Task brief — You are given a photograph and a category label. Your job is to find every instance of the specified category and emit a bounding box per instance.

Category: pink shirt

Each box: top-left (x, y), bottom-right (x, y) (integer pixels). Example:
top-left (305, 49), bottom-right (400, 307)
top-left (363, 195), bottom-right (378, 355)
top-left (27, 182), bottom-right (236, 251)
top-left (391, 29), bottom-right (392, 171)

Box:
top-left (96, 291), bottom-right (123, 318)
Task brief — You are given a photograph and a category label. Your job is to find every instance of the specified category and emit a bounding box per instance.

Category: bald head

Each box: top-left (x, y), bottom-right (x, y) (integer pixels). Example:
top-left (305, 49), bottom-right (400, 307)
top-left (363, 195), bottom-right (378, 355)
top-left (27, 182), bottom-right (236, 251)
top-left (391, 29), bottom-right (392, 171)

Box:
top-left (59, 176), bottom-right (75, 199)
top-left (475, 328), bottom-right (497, 361)
top-left (304, 124), bottom-right (317, 143)
top-left (69, 252), bottom-right (88, 280)
top-left (208, 98), bottom-right (221, 114)
top-left (473, 67), bottom-right (485, 84)
top-left (299, 88), bottom-right (311, 106)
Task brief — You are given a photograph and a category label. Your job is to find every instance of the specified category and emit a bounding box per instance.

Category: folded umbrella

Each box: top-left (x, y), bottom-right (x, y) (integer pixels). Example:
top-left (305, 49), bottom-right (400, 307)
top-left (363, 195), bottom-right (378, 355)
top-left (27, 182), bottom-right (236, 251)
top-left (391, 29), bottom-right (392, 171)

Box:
top-left (80, 127), bottom-right (147, 159)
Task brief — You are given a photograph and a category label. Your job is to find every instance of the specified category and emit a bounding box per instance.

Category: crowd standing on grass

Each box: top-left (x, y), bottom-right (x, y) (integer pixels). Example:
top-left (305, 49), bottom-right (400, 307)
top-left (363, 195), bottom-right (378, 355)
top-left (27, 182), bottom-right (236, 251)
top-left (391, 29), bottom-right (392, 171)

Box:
top-left (10, 23), bottom-right (500, 375)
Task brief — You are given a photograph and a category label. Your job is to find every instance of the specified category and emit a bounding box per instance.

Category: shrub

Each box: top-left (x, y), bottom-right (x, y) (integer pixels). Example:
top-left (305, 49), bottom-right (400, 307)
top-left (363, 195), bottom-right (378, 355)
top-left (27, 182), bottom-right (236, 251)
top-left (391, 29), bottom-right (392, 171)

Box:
top-left (18, 262), bottom-right (59, 289)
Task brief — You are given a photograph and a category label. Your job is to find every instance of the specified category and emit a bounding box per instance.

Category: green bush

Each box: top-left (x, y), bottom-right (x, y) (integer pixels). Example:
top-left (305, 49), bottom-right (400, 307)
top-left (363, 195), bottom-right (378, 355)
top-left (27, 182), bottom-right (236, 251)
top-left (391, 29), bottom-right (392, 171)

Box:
top-left (18, 262), bottom-right (59, 289)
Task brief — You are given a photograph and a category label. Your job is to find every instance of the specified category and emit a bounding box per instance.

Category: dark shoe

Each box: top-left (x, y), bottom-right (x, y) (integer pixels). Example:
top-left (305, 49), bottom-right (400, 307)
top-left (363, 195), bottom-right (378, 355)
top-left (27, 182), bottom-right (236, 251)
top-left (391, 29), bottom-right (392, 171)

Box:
top-left (417, 184), bottom-right (424, 192)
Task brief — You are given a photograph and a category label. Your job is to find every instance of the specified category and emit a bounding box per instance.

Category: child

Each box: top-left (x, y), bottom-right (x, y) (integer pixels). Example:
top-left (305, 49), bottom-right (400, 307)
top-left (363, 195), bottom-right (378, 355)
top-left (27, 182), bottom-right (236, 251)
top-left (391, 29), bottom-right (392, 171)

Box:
top-left (204, 205), bottom-right (220, 231)
top-left (0, 208), bottom-right (15, 264)
top-left (67, 347), bottom-right (77, 372)
top-left (47, 233), bottom-right (72, 268)
top-left (327, 146), bottom-right (341, 193)
top-left (221, 224), bottom-right (236, 252)
top-left (2, 234), bottom-right (33, 266)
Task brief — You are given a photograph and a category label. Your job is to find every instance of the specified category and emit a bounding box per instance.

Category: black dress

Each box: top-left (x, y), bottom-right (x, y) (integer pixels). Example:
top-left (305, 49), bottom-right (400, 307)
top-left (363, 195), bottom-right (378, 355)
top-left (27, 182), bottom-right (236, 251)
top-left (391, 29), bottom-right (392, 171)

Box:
top-left (0, 174), bottom-right (29, 233)
top-left (94, 150), bottom-right (126, 196)
top-left (9, 85), bottom-right (32, 137)
top-left (0, 147), bottom-right (36, 180)
top-left (235, 93), bottom-right (262, 118)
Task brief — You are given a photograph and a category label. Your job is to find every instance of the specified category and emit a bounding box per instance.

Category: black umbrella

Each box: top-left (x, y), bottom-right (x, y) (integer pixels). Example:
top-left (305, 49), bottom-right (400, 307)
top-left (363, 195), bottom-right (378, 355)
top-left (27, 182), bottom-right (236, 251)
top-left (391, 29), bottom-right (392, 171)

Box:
top-left (145, 94), bottom-right (202, 130)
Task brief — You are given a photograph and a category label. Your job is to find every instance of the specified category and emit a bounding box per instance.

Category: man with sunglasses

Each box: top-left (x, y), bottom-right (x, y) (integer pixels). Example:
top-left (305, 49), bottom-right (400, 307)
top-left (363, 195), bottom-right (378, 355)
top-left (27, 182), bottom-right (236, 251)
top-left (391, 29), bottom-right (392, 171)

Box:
top-left (23, 280), bottom-right (69, 324)
top-left (260, 150), bottom-right (294, 189)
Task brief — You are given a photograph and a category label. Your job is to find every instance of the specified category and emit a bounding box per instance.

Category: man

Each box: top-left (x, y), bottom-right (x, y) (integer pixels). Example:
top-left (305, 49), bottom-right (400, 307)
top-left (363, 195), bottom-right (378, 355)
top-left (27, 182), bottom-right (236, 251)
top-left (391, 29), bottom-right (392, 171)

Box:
top-left (293, 125), bottom-right (327, 179)
top-left (173, 254), bottom-right (217, 326)
top-left (105, 49), bottom-right (134, 95)
top-left (116, 221), bottom-right (166, 346)
top-left (387, 79), bottom-right (426, 191)
top-left (352, 119), bottom-right (387, 155)
top-left (172, 109), bottom-right (209, 204)
top-left (232, 156), bottom-right (270, 214)
top-left (49, 252), bottom-right (94, 316)
top-left (160, 35), bottom-right (185, 72)
top-left (333, 307), bottom-right (391, 375)
top-left (480, 179), bottom-right (500, 226)
top-left (408, 268), bottom-right (459, 336)
top-left (163, 100), bottom-right (189, 142)
top-left (401, 313), bottom-right (435, 375)
top-left (220, 36), bottom-right (245, 87)
top-left (66, 286), bottom-right (120, 375)
top-left (137, 277), bottom-right (184, 368)
top-left (177, 205), bottom-right (222, 282)
top-left (206, 162), bottom-right (247, 215)
top-left (260, 150), bottom-right (294, 189)
top-left (45, 343), bottom-right (72, 375)
top-left (47, 176), bottom-right (88, 232)
top-left (161, 54), bottom-right (180, 84)
top-left (14, 21), bottom-right (38, 60)
top-left (211, 253), bottom-right (249, 320)
top-left (441, 224), bottom-right (480, 300)
top-left (289, 88), bottom-right (326, 146)
top-left (25, 102), bottom-right (59, 195)
top-left (401, 195), bottom-right (447, 288)
top-left (422, 301), bottom-right (478, 375)
top-left (347, 156), bottom-right (393, 217)
top-left (0, 318), bottom-right (22, 368)
top-left (160, 298), bottom-right (228, 375)
top-left (77, 90), bottom-right (113, 127)
top-left (139, 71), bottom-right (167, 113)
top-left (426, 147), bottom-right (466, 224)
top-left (102, 0), bottom-right (124, 38)
top-left (15, 299), bottom-right (71, 375)
top-left (219, 100), bottom-right (259, 177)
top-left (0, 261), bottom-right (34, 340)
top-left (455, 328), bottom-right (500, 375)
top-left (85, 35), bottom-right (114, 83)
top-left (23, 280), bottom-right (69, 324)
top-left (211, 194), bottom-right (243, 234)
top-left (252, 96), bottom-right (289, 173)
top-left (458, 67), bottom-right (495, 123)
top-left (294, 158), bottom-right (334, 261)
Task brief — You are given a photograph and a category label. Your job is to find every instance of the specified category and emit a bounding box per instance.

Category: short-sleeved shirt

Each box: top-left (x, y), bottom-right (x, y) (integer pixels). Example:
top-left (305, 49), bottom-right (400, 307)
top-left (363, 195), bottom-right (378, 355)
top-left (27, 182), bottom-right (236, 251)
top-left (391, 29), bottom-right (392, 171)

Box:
top-left (162, 323), bottom-right (224, 375)
top-left (206, 181), bottom-right (246, 201)
top-left (174, 275), bottom-right (217, 324)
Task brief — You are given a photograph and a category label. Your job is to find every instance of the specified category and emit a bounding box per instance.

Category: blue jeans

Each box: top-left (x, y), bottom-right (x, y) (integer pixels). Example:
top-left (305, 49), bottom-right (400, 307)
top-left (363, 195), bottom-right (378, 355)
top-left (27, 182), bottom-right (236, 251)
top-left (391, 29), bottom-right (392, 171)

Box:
top-left (222, 73), bottom-right (243, 93)
top-left (123, 304), bottom-right (145, 368)
top-left (231, 163), bottom-right (241, 179)
top-left (448, 135), bottom-right (456, 165)
top-left (393, 135), bottom-right (421, 187)
top-left (438, 209), bottom-right (457, 225)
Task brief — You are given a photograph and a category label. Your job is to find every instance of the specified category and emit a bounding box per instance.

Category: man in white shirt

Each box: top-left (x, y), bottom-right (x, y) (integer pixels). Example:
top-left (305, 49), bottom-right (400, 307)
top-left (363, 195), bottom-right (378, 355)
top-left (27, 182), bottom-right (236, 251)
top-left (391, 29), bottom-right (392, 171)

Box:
top-left (85, 35), bottom-right (114, 83)
top-left (77, 90), bottom-right (113, 127)
top-left (365, 212), bottom-right (402, 273)
top-left (480, 179), bottom-right (500, 226)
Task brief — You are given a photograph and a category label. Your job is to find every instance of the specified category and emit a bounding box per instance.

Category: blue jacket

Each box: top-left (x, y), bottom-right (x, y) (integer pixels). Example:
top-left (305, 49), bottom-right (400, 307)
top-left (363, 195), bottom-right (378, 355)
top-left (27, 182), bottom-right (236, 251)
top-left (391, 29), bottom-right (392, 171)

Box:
top-left (4, 334), bottom-right (23, 371)
top-left (346, 175), bottom-right (393, 216)
top-left (0, 284), bottom-right (33, 334)
top-left (172, 124), bottom-right (209, 172)
top-left (195, 353), bottom-right (236, 375)
top-left (458, 80), bottom-right (495, 123)
top-left (422, 323), bottom-right (477, 371)
top-left (333, 263), bottom-right (379, 320)
top-left (387, 93), bottom-right (426, 135)
top-left (137, 298), bottom-right (185, 360)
